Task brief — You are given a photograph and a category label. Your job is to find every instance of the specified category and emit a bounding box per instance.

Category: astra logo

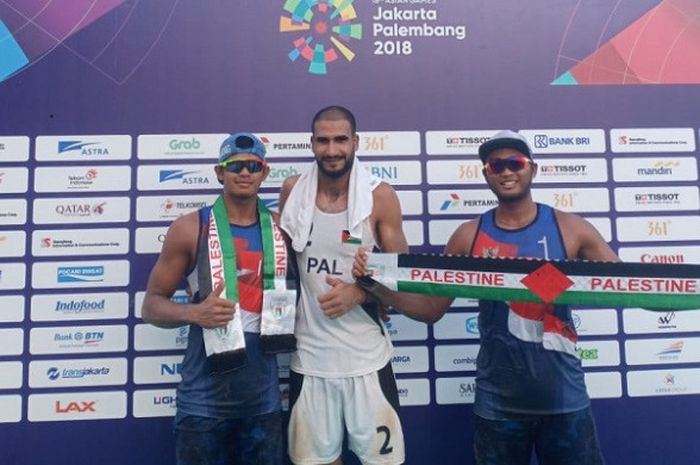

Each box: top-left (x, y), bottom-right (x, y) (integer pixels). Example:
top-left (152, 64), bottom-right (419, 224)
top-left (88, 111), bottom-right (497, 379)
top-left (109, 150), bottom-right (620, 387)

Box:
top-left (159, 170), bottom-right (200, 182)
top-left (55, 400), bottom-right (96, 413)
top-left (58, 141), bottom-right (103, 154)
top-left (57, 266), bottom-right (105, 283)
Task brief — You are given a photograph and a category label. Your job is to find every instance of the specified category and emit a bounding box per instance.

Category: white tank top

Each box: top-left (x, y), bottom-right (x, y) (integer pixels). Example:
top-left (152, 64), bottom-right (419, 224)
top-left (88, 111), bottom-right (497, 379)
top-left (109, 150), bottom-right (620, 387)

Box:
top-left (290, 208), bottom-right (393, 377)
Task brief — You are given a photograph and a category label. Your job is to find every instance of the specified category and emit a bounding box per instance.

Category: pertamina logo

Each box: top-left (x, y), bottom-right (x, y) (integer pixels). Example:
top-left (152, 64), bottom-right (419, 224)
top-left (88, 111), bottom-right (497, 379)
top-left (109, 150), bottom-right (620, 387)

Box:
top-left (280, 0), bottom-right (362, 75)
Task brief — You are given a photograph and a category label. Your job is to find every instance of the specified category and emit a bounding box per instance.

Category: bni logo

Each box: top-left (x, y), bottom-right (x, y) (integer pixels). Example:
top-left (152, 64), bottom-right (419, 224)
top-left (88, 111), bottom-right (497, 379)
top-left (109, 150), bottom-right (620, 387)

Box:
top-left (57, 266), bottom-right (105, 283)
top-left (280, 0), bottom-right (362, 75)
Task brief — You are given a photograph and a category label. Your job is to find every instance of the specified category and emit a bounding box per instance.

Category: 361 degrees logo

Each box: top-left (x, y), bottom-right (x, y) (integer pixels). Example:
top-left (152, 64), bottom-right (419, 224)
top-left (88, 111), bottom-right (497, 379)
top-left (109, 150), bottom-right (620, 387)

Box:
top-left (280, 0), bottom-right (363, 75)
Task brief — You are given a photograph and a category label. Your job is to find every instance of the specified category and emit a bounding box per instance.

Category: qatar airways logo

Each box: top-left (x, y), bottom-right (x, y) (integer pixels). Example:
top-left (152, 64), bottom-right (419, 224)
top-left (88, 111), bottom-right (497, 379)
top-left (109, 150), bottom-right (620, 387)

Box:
top-left (54, 202), bottom-right (106, 217)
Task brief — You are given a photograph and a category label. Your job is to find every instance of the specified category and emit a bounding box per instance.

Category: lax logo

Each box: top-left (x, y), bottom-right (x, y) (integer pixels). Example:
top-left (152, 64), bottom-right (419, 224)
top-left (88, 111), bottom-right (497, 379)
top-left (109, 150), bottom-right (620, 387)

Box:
top-left (280, 0), bottom-right (363, 75)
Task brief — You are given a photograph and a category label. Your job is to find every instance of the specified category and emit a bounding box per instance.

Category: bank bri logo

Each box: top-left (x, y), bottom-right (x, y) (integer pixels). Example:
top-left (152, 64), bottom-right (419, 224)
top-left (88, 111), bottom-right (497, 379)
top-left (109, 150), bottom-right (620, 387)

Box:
top-left (280, 0), bottom-right (363, 75)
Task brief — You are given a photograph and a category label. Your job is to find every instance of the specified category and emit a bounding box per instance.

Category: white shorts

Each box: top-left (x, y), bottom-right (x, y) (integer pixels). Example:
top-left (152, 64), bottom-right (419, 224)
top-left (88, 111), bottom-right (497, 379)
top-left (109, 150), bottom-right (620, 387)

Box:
top-left (288, 362), bottom-right (405, 465)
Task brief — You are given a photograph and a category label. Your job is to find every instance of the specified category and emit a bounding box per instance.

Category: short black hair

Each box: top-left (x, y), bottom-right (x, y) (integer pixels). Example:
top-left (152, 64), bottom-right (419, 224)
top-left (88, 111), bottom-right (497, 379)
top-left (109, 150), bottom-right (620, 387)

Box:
top-left (311, 105), bottom-right (356, 134)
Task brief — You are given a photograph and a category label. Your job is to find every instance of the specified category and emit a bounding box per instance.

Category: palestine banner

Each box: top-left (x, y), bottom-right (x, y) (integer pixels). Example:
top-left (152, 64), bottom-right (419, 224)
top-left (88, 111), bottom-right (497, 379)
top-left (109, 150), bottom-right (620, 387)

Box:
top-left (365, 253), bottom-right (700, 310)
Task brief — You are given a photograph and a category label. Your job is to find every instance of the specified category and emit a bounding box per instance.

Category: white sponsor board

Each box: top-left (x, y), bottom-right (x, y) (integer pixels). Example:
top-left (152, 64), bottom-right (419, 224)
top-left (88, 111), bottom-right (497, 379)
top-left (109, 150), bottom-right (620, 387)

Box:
top-left (33, 197), bottom-right (131, 224)
top-left (0, 361), bottom-right (23, 389)
top-left (28, 391), bottom-right (127, 422)
top-left (534, 158), bottom-right (608, 183)
top-left (135, 227), bottom-right (168, 254)
top-left (627, 368), bottom-right (700, 397)
top-left (427, 159), bottom-right (484, 185)
top-left (263, 162), bottom-right (309, 188)
top-left (356, 131), bottom-right (421, 156)
top-left (134, 290), bottom-right (190, 318)
top-left (0, 328), bottom-right (23, 356)
top-left (133, 355), bottom-right (184, 384)
top-left (0, 230), bottom-right (25, 257)
top-left (520, 129), bottom-right (606, 154)
top-left (391, 346), bottom-right (429, 373)
top-left (585, 372), bottom-right (622, 399)
top-left (435, 376), bottom-right (476, 404)
top-left (612, 157), bottom-right (697, 182)
top-left (0, 199), bottom-right (27, 225)
top-left (585, 217), bottom-right (612, 242)
top-left (396, 378), bottom-right (431, 406)
top-left (614, 186), bottom-right (699, 212)
top-left (0, 136), bottom-right (30, 162)
top-left (577, 340), bottom-right (620, 367)
top-left (0, 396), bottom-right (22, 423)
top-left (618, 245), bottom-right (700, 264)
top-left (433, 312), bottom-right (480, 340)
top-left (29, 358), bottom-right (127, 388)
top-left (31, 260), bottom-right (130, 289)
top-left (256, 132), bottom-right (312, 158)
top-left (137, 133), bottom-right (227, 159)
top-left (134, 324), bottom-right (190, 351)
top-left (136, 194), bottom-right (217, 222)
top-left (623, 308), bottom-right (700, 334)
top-left (363, 160), bottom-right (422, 185)
top-left (434, 344), bottom-right (479, 372)
top-left (616, 216), bottom-right (700, 242)
top-left (34, 166), bottom-right (132, 192)
top-left (0, 262), bottom-right (26, 290)
top-left (0, 296), bottom-right (24, 322)
top-left (32, 228), bottom-right (129, 256)
top-left (610, 128), bottom-right (695, 153)
top-left (385, 314), bottom-right (428, 342)
top-left (32, 292), bottom-right (129, 322)
top-left (532, 188), bottom-right (610, 213)
top-left (137, 164), bottom-right (219, 191)
top-left (133, 389), bottom-right (178, 418)
top-left (0, 167), bottom-right (28, 194)
top-left (29, 325), bottom-right (128, 355)
top-left (425, 130), bottom-right (498, 155)
top-left (35, 135), bottom-right (132, 161)
top-left (396, 190), bottom-right (423, 215)
top-left (571, 309), bottom-right (618, 336)
top-left (404, 220), bottom-right (424, 246)
top-left (428, 190), bottom-right (498, 215)
top-left (625, 337), bottom-right (700, 365)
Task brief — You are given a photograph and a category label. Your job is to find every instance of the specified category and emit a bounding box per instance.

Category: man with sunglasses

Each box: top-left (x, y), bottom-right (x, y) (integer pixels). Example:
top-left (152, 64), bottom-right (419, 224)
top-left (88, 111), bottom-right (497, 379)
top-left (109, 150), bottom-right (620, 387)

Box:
top-left (279, 106), bottom-right (418, 465)
top-left (354, 130), bottom-right (618, 465)
top-left (142, 132), bottom-right (296, 465)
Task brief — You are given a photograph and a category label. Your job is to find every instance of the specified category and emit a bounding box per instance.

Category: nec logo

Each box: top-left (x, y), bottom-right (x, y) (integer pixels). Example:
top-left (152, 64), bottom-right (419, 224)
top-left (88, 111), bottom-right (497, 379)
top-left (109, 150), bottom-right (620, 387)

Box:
top-left (161, 363), bottom-right (183, 376)
top-left (55, 400), bottom-right (96, 413)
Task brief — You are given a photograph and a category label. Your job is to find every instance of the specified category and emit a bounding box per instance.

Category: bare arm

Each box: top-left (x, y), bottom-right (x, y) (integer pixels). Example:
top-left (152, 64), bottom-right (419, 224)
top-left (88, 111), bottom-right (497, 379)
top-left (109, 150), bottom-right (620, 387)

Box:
top-left (353, 219), bottom-right (480, 323)
top-left (141, 212), bottom-right (235, 329)
top-left (556, 211), bottom-right (621, 262)
top-left (278, 174), bottom-right (300, 214)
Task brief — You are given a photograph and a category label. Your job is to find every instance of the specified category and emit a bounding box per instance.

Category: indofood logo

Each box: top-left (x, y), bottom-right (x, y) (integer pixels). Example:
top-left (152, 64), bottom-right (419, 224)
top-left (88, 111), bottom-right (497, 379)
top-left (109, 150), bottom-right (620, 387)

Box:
top-left (279, 0), bottom-right (362, 75)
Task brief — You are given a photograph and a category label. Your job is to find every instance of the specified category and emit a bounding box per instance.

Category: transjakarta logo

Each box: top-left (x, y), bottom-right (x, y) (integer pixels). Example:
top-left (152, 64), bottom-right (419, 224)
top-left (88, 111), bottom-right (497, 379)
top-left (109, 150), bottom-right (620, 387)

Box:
top-left (58, 141), bottom-right (108, 156)
top-left (280, 0), bottom-right (363, 75)
top-left (57, 266), bottom-right (104, 283)
top-left (533, 134), bottom-right (591, 148)
top-left (159, 170), bottom-right (209, 185)
top-left (46, 366), bottom-right (110, 381)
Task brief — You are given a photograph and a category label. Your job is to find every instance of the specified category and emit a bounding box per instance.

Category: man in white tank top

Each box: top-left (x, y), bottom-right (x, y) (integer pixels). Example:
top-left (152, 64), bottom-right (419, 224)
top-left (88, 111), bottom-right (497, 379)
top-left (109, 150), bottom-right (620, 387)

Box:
top-left (280, 106), bottom-right (434, 465)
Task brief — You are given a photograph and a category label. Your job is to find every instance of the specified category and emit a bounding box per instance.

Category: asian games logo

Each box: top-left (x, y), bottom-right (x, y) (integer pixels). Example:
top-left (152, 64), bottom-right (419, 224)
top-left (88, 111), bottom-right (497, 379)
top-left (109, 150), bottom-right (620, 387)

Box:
top-left (279, 0), bottom-right (363, 75)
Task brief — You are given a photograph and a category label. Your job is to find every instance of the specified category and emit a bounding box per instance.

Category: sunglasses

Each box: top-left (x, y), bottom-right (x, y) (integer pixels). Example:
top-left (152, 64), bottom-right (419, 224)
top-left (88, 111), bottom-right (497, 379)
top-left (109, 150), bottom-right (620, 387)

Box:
top-left (484, 155), bottom-right (532, 175)
top-left (220, 159), bottom-right (265, 174)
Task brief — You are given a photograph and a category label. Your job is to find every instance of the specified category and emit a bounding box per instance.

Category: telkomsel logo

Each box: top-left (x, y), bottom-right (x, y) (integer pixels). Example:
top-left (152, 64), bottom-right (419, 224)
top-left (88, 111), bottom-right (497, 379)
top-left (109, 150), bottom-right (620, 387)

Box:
top-left (280, 0), bottom-right (362, 75)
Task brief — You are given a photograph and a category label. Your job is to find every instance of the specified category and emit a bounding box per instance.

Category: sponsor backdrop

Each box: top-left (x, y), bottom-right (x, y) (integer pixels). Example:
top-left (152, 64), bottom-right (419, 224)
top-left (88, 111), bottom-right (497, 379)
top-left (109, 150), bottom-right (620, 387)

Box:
top-left (1, 1), bottom-right (700, 464)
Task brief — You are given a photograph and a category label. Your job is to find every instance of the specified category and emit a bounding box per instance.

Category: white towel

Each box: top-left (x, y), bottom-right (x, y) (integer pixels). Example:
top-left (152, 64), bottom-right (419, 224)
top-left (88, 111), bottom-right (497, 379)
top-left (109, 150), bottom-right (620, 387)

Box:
top-left (280, 159), bottom-right (382, 252)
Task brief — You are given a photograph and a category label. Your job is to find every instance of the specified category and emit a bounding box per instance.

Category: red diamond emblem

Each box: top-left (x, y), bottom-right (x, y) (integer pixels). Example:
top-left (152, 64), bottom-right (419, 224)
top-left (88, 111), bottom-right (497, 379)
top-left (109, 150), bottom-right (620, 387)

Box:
top-left (520, 263), bottom-right (574, 303)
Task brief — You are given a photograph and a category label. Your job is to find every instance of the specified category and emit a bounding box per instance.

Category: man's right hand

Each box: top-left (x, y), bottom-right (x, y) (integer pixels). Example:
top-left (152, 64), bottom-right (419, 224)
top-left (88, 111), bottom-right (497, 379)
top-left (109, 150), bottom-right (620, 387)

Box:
top-left (189, 281), bottom-right (236, 329)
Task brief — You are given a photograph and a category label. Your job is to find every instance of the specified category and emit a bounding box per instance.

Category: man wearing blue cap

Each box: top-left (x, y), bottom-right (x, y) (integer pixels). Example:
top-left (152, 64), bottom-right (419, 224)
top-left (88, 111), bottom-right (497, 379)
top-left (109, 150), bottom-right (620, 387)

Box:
top-left (142, 133), bottom-right (297, 465)
top-left (354, 130), bottom-right (617, 465)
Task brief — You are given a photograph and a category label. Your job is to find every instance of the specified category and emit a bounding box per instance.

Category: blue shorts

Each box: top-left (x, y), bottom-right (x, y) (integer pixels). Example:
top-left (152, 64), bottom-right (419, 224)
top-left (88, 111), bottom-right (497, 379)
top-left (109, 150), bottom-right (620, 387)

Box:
top-left (473, 407), bottom-right (604, 465)
top-left (174, 411), bottom-right (283, 465)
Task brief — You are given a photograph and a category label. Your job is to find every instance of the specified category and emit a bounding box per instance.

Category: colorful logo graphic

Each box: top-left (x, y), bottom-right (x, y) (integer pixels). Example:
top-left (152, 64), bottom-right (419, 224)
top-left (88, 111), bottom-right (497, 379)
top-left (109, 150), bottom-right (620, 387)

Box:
top-left (440, 193), bottom-right (460, 211)
top-left (280, 0), bottom-right (363, 75)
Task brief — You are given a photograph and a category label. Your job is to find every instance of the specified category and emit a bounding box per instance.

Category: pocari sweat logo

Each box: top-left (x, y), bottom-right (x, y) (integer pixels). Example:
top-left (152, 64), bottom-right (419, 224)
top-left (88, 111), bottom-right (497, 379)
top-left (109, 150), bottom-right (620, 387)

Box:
top-left (57, 266), bottom-right (105, 283)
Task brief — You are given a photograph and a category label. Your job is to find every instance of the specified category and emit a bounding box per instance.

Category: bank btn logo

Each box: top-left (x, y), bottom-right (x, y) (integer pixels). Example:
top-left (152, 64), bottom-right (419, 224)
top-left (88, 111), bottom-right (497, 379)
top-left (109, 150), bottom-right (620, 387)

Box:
top-left (280, 0), bottom-right (362, 75)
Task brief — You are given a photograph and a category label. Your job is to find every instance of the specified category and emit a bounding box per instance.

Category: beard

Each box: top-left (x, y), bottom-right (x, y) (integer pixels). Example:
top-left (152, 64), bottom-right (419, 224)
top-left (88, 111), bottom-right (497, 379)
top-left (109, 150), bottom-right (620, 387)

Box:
top-left (316, 153), bottom-right (355, 178)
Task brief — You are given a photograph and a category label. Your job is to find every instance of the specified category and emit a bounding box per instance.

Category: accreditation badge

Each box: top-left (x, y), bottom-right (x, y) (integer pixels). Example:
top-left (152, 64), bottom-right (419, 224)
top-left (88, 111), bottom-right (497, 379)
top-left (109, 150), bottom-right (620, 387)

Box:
top-left (261, 289), bottom-right (296, 336)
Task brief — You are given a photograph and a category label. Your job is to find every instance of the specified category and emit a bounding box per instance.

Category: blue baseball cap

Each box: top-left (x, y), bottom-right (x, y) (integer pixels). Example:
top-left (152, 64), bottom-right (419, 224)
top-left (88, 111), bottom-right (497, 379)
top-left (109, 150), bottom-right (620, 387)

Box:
top-left (478, 130), bottom-right (533, 163)
top-left (218, 132), bottom-right (266, 163)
